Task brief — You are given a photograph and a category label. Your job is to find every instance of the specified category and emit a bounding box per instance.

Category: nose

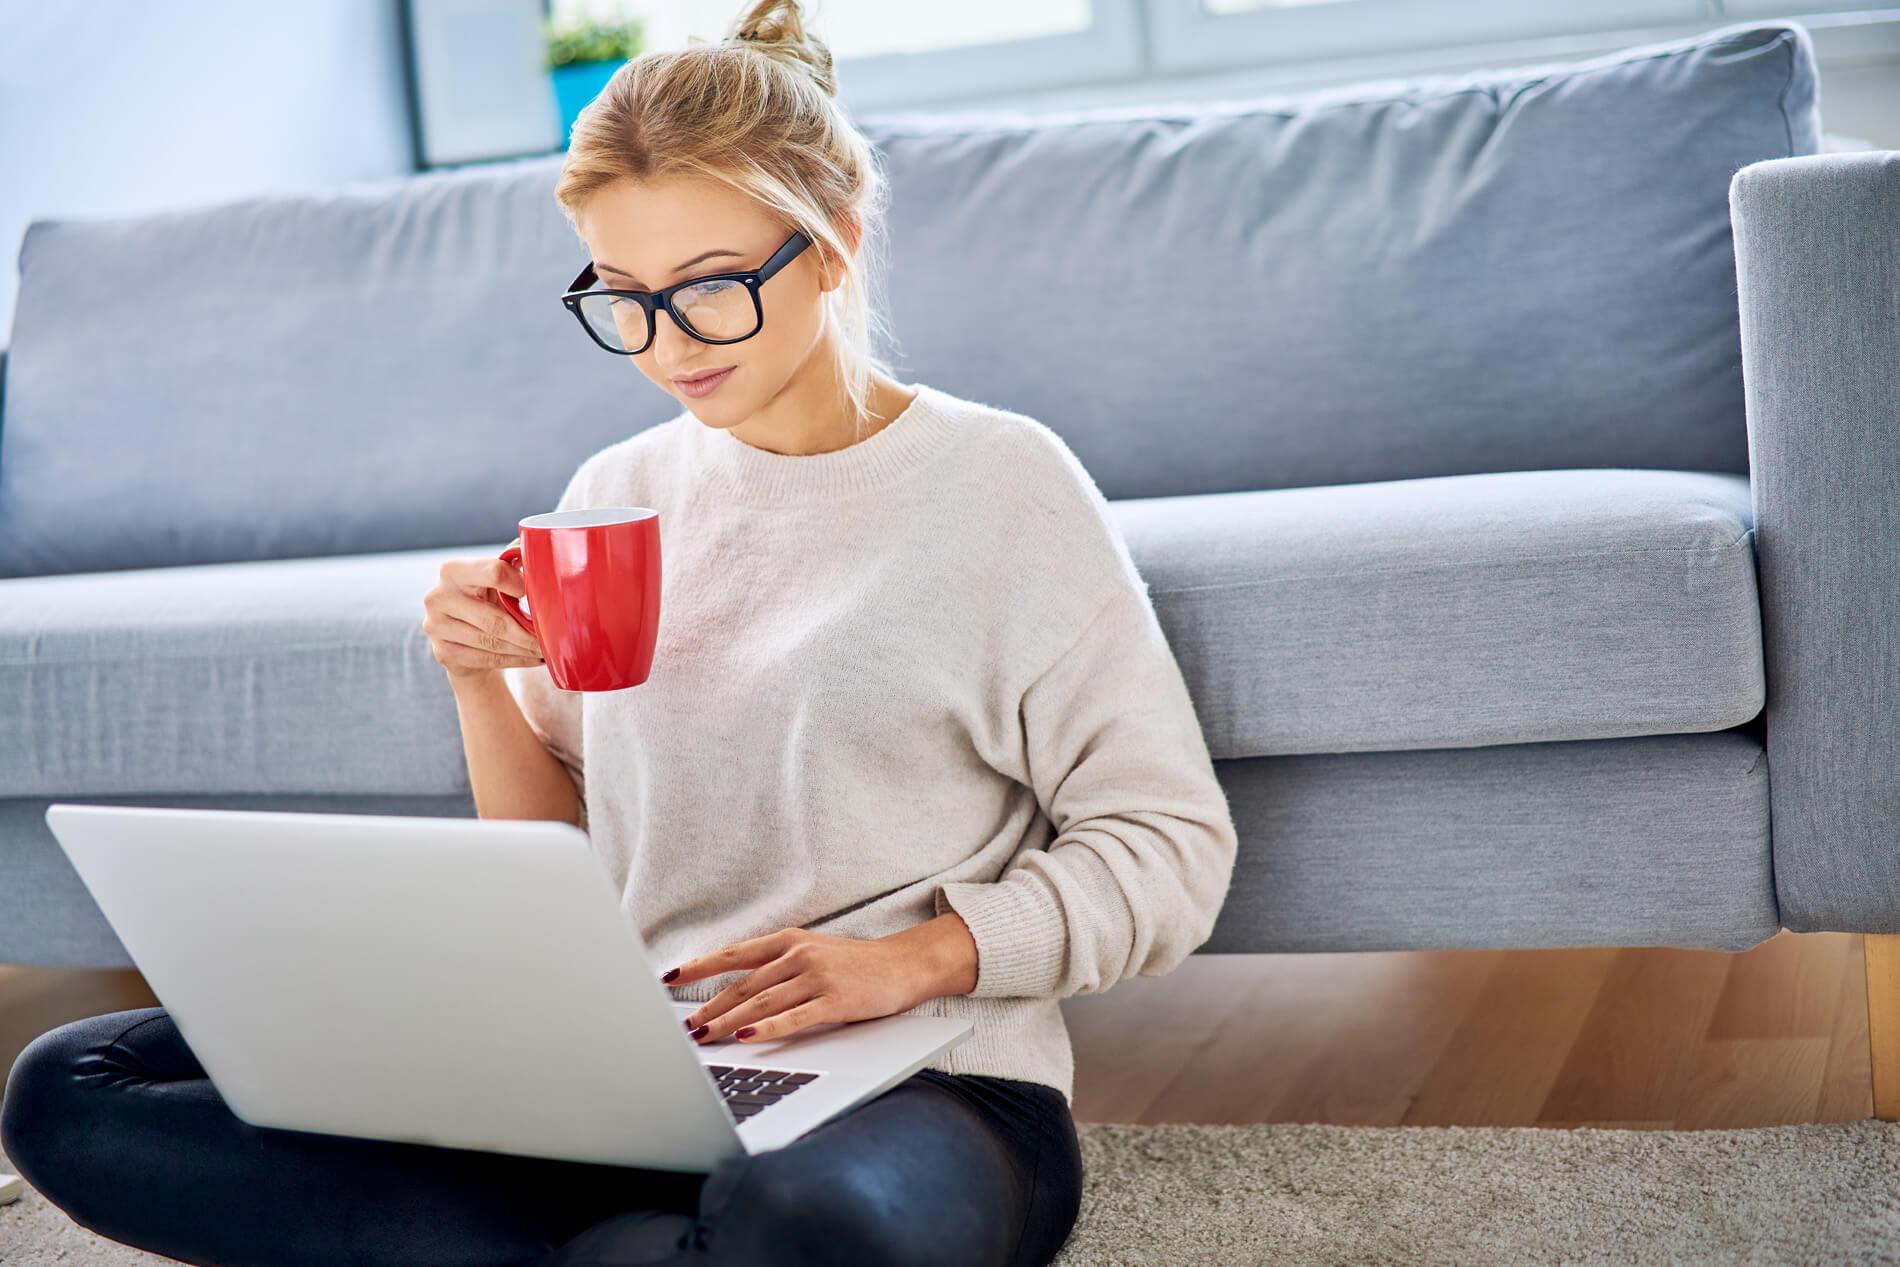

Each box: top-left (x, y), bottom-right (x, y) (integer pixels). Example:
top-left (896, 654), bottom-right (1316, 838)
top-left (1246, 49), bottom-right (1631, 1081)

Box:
top-left (649, 304), bottom-right (701, 357)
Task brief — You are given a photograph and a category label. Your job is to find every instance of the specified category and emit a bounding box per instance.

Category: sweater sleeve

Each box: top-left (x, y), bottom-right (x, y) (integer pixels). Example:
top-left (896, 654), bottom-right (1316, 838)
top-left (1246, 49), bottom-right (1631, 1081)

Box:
top-left (932, 579), bottom-right (1239, 999)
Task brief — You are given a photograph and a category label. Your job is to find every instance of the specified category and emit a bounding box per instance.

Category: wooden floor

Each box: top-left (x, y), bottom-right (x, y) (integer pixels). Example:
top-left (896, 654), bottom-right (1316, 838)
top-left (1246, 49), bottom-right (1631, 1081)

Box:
top-left (0, 929), bottom-right (1872, 1131)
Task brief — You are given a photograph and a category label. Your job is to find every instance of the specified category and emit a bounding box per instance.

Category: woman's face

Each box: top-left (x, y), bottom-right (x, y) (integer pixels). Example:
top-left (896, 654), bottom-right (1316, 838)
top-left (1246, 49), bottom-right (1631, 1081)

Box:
top-left (573, 174), bottom-right (841, 421)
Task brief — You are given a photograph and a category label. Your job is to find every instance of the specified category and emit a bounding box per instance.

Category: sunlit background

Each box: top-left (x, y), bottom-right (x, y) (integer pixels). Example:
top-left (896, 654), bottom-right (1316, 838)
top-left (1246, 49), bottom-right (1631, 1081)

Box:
top-left (1, 0), bottom-right (1891, 329)
top-left (557, 0), bottom-right (1099, 57)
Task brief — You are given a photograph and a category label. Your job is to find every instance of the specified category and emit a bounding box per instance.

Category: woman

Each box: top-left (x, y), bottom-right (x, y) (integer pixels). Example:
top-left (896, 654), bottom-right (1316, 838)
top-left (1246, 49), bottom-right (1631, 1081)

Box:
top-left (0, 3), bottom-right (1238, 1263)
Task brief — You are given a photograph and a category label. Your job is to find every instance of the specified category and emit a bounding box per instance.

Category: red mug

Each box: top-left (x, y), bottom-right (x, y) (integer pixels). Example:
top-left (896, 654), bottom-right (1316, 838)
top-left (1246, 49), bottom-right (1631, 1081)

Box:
top-left (495, 508), bottom-right (661, 692)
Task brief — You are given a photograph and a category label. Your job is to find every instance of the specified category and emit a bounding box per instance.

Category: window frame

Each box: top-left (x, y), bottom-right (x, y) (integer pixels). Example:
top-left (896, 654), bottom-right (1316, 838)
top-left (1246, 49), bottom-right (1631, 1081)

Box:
top-left (830, 0), bottom-right (1145, 114)
top-left (824, 0), bottom-right (1875, 114)
top-left (1142, 0), bottom-right (1713, 77)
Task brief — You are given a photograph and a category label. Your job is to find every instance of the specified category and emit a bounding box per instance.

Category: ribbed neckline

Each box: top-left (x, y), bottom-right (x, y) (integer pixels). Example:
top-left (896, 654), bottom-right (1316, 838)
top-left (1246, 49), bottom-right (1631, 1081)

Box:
top-left (679, 382), bottom-right (961, 506)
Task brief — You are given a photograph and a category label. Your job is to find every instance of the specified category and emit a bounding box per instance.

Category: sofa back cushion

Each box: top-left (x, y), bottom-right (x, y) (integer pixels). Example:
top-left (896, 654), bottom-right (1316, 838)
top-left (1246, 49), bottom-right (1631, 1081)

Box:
top-left (1, 157), bottom-right (618, 577)
top-left (0, 20), bottom-right (1818, 576)
top-left (858, 18), bottom-right (1816, 498)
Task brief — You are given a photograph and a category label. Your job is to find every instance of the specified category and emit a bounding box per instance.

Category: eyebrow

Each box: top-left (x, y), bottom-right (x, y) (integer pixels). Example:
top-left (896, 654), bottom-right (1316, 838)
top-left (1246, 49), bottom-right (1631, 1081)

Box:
top-left (595, 248), bottom-right (747, 287)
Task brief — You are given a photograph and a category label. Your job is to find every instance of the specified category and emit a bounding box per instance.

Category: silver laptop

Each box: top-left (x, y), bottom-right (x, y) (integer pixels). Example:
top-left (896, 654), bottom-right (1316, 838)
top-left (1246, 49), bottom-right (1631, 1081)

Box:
top-left (43, 803), bottom-right (972, 1173)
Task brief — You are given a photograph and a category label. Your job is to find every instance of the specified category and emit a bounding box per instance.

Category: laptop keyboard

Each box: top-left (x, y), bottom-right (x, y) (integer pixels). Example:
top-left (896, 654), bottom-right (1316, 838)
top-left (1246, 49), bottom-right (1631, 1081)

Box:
top-left (706, 1064), bottom-right (821, 1122)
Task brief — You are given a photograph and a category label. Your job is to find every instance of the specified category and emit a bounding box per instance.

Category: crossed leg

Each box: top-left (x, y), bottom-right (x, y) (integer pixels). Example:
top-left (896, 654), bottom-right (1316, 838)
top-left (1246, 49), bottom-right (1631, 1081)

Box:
top-left (0, 1006), bottom-right (1082, 1267)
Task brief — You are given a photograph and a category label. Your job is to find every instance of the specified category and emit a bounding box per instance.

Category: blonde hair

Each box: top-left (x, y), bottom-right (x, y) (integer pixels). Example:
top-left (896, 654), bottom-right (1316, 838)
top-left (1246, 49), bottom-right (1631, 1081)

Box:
top-left (554, 0), bottom-right (898, 439)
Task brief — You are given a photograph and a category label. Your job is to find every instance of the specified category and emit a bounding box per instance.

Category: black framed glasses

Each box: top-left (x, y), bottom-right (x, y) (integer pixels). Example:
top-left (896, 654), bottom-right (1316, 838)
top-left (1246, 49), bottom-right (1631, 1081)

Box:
top-left (560, 230), bottom-right (813, 356)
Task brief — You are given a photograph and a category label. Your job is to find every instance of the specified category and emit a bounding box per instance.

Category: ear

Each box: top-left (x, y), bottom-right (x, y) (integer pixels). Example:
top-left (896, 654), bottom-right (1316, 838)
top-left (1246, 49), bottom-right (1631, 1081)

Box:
top-left (817, 211), bottom-right (863, 293)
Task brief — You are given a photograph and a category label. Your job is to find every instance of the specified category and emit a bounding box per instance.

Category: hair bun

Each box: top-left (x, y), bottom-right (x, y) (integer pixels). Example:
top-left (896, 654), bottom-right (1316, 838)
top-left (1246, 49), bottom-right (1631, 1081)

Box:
top-left (724, 0), bottom-right (836, 97)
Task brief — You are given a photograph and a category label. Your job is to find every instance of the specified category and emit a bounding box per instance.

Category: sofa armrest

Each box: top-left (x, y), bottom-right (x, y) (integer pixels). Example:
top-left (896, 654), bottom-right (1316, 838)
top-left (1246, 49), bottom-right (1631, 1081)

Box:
top-left (1730, 150), bottom-right (1900, 932)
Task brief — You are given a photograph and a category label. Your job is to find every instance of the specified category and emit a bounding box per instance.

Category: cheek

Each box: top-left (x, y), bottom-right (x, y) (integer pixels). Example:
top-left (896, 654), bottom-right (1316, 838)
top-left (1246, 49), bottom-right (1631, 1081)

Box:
top-left (773, 288), bottom-right (829, 348)
top-left (742, 293), bottom-right (819, 366)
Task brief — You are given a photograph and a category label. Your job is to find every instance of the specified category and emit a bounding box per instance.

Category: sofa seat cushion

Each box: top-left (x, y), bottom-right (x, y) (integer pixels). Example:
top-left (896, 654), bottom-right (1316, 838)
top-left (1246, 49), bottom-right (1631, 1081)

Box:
top-left (1111, 466), bottom-right (1762, 759)
top-left (0, 547), bottom-right (484, 798)
top-left (0, 466), bottom-right (1759, 796)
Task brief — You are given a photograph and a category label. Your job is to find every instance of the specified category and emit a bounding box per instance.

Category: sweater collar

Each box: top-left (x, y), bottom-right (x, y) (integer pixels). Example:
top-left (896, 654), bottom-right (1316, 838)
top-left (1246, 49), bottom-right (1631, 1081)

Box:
top-left (679, 382), bottom-right (961, 506)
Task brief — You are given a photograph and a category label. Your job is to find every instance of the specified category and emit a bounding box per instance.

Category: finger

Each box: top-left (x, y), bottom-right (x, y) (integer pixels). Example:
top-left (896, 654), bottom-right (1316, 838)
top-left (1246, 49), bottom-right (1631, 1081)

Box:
top-left (436, 608), bottom-right (543, 661)
top-left (698, 981), bottom-right (822, 1044)
top-left (731, 997), bottom-right (830, 1043)
top-left (683, 954), bottom-right (803, 1035)
top-left (443, 592), bottom-right (542, 655)
top-left (443, 555), bottom-right (526, 600)
top-left (665, 928), bottom-right (799, 987)
top-left (485, 555), bottom-right (529, 599)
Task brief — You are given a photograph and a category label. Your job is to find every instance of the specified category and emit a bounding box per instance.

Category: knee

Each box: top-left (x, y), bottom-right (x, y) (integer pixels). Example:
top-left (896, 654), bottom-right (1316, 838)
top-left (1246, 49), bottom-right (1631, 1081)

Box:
top-left (0, 1010), bottom-right (152, 1196)
top-left (2, 1022), bottom-right (86, 1189)
top-left (724, 1158), bottom-right (997, 1267)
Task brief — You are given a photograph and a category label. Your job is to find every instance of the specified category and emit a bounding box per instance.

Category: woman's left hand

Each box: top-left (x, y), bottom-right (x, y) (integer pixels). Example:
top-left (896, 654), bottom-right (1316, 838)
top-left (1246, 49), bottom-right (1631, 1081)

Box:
top-left (667, 918), bottom-right (975, 1045)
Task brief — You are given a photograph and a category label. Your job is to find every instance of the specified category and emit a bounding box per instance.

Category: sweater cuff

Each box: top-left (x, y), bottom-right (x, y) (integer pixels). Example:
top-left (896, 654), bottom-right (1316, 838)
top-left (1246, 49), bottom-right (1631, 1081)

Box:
top-left (933, 876), bottom-right (1068, 998)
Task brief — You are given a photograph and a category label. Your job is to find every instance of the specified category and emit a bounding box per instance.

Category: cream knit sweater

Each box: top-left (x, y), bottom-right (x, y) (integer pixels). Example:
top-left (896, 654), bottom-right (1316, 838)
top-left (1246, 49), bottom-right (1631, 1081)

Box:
top-left (503, 382), bottom-right (1237, 1106)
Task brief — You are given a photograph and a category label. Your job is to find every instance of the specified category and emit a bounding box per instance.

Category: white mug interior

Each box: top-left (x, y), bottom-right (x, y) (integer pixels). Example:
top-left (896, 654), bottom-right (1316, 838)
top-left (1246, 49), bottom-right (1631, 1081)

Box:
top-left (520, 507), bottom-right (657, 529)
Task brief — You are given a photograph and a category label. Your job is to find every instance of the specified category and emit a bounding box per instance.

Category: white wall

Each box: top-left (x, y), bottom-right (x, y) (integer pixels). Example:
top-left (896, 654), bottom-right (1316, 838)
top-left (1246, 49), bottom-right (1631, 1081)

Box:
top-left (0, 0), bottom-right (416, 338)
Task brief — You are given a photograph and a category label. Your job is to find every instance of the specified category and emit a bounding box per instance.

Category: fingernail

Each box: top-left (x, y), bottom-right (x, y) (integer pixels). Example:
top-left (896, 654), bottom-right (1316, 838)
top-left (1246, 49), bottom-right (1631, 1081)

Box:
top-left (690, 1025), bottom-right (708, 1040)
top-left (661, 968), bottom-right (680, 982)
top-left (734, 1027), bottom-right (756, 1040)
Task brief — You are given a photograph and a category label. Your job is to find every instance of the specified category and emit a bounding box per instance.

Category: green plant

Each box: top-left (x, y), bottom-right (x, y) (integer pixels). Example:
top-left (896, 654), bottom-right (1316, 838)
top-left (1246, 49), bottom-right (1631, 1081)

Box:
top-left (543, 13), bottom-right (645, 70)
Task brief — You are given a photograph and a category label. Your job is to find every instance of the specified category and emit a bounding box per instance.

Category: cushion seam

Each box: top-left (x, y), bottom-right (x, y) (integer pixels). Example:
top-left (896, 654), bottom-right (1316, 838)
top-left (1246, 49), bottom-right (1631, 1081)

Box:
top-left (0, 641), bottom-right (428, 666)
top-left (1150, 537), bottom-right (1755, 593)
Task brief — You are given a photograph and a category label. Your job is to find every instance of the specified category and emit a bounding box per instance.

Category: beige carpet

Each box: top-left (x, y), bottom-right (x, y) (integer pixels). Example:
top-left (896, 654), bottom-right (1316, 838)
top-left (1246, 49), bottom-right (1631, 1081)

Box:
top-left (3, 1120), bottom-right (1897, 1265)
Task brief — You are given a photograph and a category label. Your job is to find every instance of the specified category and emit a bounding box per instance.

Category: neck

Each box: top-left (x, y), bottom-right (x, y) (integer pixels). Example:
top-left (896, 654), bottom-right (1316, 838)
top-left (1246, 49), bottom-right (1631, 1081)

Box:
top-left (682, 380), bottom-right (956, 507)
top-left (723, 339), bottom-right (907, 457)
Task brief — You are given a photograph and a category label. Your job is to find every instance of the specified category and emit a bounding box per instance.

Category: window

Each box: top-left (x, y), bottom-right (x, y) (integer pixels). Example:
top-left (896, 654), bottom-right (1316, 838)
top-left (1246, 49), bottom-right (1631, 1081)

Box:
top-left (1145, 0), bottom-right (1710, 75)
top-left (557, 0), bottom-right (1142, 110)
top-left (559, 0), bottom-right (1871, 112)
top-left (669, 0), bottom-right (1096, 57)
top-left (1203, 0), bottom-right (1358, 13)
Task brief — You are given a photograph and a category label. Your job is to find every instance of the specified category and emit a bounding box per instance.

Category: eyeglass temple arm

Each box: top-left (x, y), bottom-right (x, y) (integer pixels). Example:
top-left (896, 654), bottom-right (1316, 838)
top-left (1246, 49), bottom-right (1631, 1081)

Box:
top-left (564, 232), bottom-right (804, 296)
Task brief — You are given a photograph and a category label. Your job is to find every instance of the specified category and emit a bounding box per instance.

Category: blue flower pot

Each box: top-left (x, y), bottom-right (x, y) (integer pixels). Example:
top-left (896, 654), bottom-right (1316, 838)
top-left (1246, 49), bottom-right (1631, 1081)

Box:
top-left (551, 60), bottom-right (622, 147)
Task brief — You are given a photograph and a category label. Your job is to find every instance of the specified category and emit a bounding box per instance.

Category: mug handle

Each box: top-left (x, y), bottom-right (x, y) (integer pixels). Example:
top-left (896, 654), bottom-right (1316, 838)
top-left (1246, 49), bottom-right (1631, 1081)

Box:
top-left (496, 543), bottom-right (536, 639)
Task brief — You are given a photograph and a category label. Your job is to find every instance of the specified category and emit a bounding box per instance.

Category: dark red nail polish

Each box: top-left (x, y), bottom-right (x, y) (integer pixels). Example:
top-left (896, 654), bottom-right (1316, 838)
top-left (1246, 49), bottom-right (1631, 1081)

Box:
top-left (661, 968), bottom-right (680, 983)
top-left (690, 1024), bottom-right (708, 1040)
top-left (734, 1027), bottom-right (756, 1040)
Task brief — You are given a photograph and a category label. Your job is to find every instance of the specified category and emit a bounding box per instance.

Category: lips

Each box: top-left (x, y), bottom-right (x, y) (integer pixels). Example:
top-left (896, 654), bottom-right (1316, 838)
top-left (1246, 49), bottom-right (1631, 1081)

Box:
top-left (675, 367), bottom-right (735, 385)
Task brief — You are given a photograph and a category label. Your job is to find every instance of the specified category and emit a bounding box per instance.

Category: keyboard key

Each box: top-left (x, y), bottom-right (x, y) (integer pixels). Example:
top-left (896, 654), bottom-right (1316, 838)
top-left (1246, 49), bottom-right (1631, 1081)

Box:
top-left (708, 1066), bottom-right (821, 1110)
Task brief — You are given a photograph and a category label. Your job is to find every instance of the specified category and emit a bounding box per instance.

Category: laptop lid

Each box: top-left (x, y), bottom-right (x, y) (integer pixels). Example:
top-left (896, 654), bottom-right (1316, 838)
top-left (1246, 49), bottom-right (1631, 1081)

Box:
top-left (43, 803), bottom-right (971, 1171)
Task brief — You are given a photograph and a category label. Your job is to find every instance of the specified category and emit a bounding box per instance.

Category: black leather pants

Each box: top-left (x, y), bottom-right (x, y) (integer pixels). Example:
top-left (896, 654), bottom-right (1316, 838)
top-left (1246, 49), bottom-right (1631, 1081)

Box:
top-left (1, 1006), bottom-right (1084, 1267)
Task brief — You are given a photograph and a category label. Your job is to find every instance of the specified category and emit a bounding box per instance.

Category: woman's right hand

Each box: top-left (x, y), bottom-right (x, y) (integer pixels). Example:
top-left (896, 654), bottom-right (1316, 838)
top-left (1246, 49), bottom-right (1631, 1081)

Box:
top-left (422, 540), bottom-right (547, 680)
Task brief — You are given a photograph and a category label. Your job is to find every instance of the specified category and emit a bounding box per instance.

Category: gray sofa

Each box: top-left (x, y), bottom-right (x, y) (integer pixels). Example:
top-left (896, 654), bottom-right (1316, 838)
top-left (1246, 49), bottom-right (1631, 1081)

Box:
top-left (3, 20), bottom-right (1894, 1078)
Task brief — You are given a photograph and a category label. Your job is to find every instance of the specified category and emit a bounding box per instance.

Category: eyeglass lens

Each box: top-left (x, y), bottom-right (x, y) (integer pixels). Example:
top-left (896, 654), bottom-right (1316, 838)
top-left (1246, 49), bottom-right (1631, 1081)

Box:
top-left (577, 279), bottom-right (758, 352)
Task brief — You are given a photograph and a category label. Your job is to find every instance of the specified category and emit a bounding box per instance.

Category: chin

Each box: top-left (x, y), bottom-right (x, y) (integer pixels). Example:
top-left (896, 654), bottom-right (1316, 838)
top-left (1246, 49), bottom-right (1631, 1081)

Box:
top-left (682, 402), bottom-right (739, 428)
